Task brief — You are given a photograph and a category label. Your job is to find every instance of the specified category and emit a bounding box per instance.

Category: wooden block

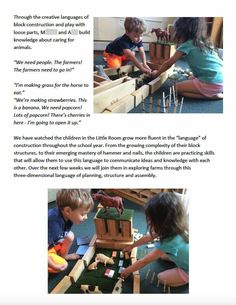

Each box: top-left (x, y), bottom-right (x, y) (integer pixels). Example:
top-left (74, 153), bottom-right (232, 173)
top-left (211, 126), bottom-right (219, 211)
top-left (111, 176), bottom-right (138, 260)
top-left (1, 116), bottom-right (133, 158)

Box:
top-left (94, 78), bottom-right (136, 113)
top-left (101, 233), bottom-right (133, 242)
top-left (164, 45), bottom-right (171, 59)
top-left (107, 219), bottom-right (119, 236)
top-left (89, 234), bottom-right (97, 247)
top-left (133, 274), bottom-right (140, 293)
top-left (50, 276), bottom-right (72, 294)
top-left (121, 220), bottom-right (132, 237)
top-left (130, 246), bottom-right (137, 259)
top-left (148, 76), bottom-right (162, 94)
top-left (94, 74), bottom-right (107, 83)
top-left (95, 238), bottom-right (115, 249)
top-left (155, 44), bottom-right (163, 59)
top-left (94, 76), bottom-right (127, 95)
top-left (149, 43), bottom-right (156, 58)
top-left (68, 260), bottom-right (85, 283)
top-left (82, 246), bottom-right (96, 267)
top-left (163, 45), bottom-right (176, 59)
top-left (124, 252), bottom-right (129, 260)
top-left (96, 239), bottom-right (133, 250)
top-left (103, 65), bottom-right (134, 76)
top-left (105, 94), bottom-right (135, 113)
top-left (131, 85), bottom-right (149, 107)
top-left (94, 217), bottom-right (107, 235)
top-left (94, 81), bottom-right (101, 87)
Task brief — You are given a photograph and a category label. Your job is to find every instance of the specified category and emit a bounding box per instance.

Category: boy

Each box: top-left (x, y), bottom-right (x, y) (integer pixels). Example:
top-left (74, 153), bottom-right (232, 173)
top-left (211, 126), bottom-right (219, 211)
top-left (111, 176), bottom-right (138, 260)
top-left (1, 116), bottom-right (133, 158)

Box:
top-left (48, 189), bottom-right (94, 273)
top-left (104, 17), bottom-right (151, 74)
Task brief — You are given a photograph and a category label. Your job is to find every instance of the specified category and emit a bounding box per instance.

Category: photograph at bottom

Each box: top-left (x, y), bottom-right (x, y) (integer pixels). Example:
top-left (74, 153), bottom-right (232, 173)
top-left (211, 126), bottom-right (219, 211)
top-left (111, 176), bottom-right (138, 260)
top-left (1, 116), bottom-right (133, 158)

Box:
top-left (48, 188), bottom-right (189, 294)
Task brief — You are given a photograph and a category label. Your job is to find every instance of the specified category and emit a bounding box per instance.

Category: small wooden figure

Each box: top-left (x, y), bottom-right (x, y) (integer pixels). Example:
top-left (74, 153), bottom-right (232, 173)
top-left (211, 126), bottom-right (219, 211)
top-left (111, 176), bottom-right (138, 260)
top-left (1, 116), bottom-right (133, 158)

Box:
top-left (95, 253), bottom-right (114, 266)
top-left (124, 252), bottom-right (129, 260)
top-left (112, 277), bottom-right (124, 294)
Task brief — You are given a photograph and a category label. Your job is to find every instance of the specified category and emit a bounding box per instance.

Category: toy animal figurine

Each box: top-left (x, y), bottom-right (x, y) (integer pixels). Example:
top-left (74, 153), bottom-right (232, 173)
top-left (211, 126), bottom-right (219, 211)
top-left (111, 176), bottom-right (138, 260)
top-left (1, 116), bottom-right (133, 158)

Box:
top-left (151, 28), bottom-right (169, 43)
top-left (95, 253), bottom-right (114, 266)
top-left (112, 277), bottom-right (124, 294)
top-left (88, 260), bottom-right (99, 270)
top-left (80, 285), bottom-right (102, 293)
top-left (92, 191), bottom-right (124, 214)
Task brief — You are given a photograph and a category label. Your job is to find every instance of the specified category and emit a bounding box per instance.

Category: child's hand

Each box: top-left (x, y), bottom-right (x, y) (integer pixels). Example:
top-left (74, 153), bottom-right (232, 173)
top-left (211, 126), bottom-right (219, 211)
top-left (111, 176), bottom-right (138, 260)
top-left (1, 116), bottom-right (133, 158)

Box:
top-left (141, 67), bottom-right (152, 74)
top-left (150, 70), bottom-right (158, 78)
top-left (120, 267), bottom-right (131, 279)
top-left (123, 245), bottom-right (134, 253)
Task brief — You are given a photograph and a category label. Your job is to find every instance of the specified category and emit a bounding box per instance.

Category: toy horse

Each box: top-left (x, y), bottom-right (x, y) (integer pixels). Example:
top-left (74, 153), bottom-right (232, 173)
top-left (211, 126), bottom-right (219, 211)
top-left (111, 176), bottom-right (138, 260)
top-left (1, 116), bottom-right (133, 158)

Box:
top-left (151, 28), bottom-right (169, 43)
top-left (92, 191), bottom-right (124, 214)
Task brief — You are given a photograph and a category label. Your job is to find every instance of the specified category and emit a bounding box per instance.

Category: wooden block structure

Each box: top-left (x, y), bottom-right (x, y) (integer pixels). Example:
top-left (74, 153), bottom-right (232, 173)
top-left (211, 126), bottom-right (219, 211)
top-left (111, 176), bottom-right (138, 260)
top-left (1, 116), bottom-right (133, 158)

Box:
top-left (94, 207), bottom-right (134, 250)
top-left (149, 42), bottom-right (176, 62)
top-left (93, 61), bottom-right (175, 113)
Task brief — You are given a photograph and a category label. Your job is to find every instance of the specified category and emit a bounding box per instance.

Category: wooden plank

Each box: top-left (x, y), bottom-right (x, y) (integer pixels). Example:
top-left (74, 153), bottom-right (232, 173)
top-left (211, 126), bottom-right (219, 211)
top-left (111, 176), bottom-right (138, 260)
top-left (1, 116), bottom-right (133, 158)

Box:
top-left (50, 276), bottom-right (71, 294)
top-left (105, 94), bottom-right (135, 113)
top-left (131, 85), bottom-right (149, 107)
top-left (149, 43), bottom-right (156, 58)
top-left (94, 74), bottom-right (107, 82)
top-left (95, 239), bottom-right (133, 250)
top-left (68, 260), bottom-right (85, 283)
top-left (155, 44), bottom-right (163, 59)
top-left (101, 233), bottom-right (133, 242)
top-left (103, 65), bottom-right (134, 76)
top-left (89, 234), bottom-right (97, 246)
top-left (133, 274), bottom-right (140, 293)
top-left (94, 217), bottom-right (107, 235)
top-left (148, 77), bottom-right (162, 94)
top-left (94, 77), bottom-right (128, 95)
top-left (94, 81), bottom-right (101, 87)
top-left (82, 246), bottom-right (96, 267)
top-left (107, 219), bottom-right (119, 236)
top-left (94, 78), bottom-right (136, 113)
top-left (121, 220), bottom-right (132, 237)
top-left (130, 246), bottom-right (137, 259)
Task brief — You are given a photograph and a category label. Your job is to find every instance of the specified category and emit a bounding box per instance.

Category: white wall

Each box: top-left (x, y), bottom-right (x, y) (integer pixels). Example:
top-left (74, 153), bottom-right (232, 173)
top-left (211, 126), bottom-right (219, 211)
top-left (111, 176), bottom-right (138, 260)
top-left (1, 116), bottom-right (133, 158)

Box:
top-left (94, 17), bottom-right (175, 50)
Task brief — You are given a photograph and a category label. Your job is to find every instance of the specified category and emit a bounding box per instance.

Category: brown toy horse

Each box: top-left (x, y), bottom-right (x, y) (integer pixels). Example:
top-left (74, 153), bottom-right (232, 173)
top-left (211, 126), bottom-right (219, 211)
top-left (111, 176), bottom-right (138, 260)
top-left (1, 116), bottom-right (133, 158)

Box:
top-left (151, 28), bottom-right (169, 43)
top-left (92, 191), bottom-right (124, 215)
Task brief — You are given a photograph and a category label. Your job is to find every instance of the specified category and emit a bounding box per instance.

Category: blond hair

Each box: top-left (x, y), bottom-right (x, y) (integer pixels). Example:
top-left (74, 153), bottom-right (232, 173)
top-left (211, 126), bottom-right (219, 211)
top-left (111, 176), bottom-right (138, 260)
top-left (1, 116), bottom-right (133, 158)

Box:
top-left (124, 17), bottom-right (146, 34)
top-left (56, 189), bottom-right (94, 211)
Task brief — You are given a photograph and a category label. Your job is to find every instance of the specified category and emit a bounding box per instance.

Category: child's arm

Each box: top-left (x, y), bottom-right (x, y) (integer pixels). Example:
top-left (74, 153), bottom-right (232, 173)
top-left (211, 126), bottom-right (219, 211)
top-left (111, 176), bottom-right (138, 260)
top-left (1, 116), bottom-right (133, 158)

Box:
top-left (138, 47), bottom-right (151, 71)
top-left (123, 234), bottom-right (154, 253)
top-left (120, 248), bottom-right (164, 279)
top-left (123, 49), bottom-right (151, 74)
top-left (151, 50), bottom-right (184, 78)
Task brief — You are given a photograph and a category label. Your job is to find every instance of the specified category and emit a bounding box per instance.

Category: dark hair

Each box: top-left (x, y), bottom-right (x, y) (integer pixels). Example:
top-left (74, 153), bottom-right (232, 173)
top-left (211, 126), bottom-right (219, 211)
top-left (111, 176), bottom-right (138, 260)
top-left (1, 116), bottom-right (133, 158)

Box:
top-left (145, 192), bottom-right (189, 242)
top-left (173, 17), bottom-right (213, 51)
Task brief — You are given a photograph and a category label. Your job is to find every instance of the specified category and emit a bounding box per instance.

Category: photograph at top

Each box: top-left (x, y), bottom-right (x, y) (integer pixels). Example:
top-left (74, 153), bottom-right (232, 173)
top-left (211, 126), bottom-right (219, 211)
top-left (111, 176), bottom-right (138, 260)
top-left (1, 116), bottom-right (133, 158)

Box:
top-left (48, 188), bottom-right (189, 294)
top-left (93, 17), bottom-right (223, 113)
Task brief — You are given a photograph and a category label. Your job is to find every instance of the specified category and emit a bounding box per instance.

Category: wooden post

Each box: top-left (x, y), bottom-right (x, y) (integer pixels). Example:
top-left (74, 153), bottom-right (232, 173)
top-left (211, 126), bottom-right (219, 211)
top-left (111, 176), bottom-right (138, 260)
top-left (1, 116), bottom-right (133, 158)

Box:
top-left (149, 96), bottom-right (153, 113)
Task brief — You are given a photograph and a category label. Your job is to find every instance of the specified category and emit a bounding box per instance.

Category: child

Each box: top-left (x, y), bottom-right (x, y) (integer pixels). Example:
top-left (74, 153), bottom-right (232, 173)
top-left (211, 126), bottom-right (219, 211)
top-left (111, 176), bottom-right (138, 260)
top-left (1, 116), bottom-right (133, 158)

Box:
top-left (121, 192), bottom-right (189, 288)
top-left (104, 17), bottom-right (151, 74)
top-left (151, 17), bottom-right (223, 99)
top-left (48, 189), bottom-right (94, 273)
